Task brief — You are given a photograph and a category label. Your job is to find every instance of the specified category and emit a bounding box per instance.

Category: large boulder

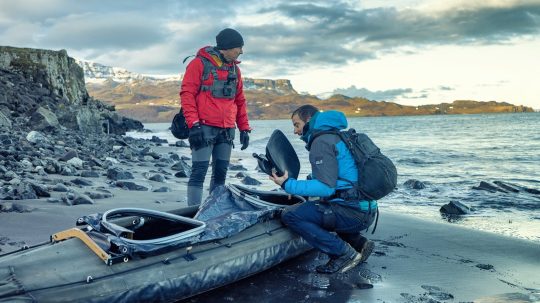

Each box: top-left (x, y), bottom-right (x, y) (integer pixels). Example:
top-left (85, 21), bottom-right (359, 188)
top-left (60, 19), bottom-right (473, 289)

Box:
top-left (28, 106), bottom-right (60, 130)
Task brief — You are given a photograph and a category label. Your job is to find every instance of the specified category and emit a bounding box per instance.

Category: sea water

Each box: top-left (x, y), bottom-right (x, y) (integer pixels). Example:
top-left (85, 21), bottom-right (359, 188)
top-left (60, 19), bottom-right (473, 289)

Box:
top-left (126, 113), bottom-right (540, 242)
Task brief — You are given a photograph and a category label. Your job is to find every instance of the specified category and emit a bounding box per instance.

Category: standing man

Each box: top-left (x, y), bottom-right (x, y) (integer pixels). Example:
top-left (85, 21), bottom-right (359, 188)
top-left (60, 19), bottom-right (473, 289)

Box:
top-left (270, 105), bottom-right (375, 274)
top-left (181, 28), bottom-right (251, 206)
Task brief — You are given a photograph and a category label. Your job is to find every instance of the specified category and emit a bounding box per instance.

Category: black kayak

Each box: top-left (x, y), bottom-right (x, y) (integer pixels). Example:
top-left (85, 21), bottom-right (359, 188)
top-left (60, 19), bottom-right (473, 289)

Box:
top-left (0, 184), bottom-right (311, 302)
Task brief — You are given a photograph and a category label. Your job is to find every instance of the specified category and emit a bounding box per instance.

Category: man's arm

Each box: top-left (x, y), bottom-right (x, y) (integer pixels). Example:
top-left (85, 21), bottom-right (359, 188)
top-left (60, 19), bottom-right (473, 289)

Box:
top-left (234, 67), bottom-right (251, 131)
top-left (180, 58), bottom-right (203, 128)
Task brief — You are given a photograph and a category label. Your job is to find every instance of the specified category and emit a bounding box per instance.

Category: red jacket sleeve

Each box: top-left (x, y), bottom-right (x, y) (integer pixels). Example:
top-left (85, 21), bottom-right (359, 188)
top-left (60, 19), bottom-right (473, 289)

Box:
top-left (180, 58), bottom-right (203, 128)
top-left (234, 67), bottom-right (251, 131)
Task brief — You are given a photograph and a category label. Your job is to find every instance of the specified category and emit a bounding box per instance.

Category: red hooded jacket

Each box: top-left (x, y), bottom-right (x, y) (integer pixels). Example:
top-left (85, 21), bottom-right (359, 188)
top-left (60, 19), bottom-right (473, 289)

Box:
top-left (180, 46), bottom-right (251, 131)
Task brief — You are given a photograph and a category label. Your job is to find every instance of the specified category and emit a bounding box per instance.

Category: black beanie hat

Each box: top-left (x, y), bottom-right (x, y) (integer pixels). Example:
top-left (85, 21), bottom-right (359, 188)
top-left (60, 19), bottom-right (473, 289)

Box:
top-left (216, 28), bottom-right (244, 50)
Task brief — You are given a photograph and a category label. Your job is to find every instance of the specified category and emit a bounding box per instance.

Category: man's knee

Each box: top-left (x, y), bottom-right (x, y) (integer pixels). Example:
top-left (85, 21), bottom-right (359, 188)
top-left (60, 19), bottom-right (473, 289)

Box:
top-left (188, 161), bottom-right (210, 187)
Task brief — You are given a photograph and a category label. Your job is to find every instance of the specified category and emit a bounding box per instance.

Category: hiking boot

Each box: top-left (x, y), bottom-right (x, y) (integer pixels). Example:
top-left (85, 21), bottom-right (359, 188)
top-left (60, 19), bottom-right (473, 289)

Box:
top-left (316, 244), bottom-right (363, 274)
top-left (359, 240), bottom-right (375, 263)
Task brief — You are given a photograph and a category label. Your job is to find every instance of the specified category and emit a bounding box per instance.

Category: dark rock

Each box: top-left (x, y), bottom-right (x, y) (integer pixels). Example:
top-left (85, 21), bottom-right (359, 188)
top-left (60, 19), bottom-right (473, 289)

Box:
top-left (235, 172), bottom-right (247, 178)
top-left (71, 178), bottom-right (94, 186)
top-left (174, 171), bottom-right (189, 178)
top-left (493, 181), bottom-right (520, 193)
top-left (107, 167), bottom-right (134, 180)
top-left (153, 186), bottom-right (171, 193)
top-left (171, 160), bottom-right (191, 178)
top-left (29, 182), bottom-right (50, 197)
top-left (150, 136), bottom-right (168, 144)
top-left (59, 165), bottom-right (77, 176)
top-left (71, 193), bottom-right (94, 205)
top-left (242, 176), bottom-right (262, 185)
top-left (229, 164), bottom-right (247, 171)
top-left (59, 150), bottom-right (78, 162)
top-left (16, 182), bottom-right (38, 200)
top-left (115, 181), bottom-right (148, 191)
top-left (476, 264), bottom-right (494, 270)
top-left (472, 181), bottom-right (508, 193)
top-left (174, 140), bottom-right (190, 148)
top-left (440, 201), bottom-right (472, 215)
top-left (85, 191), bottom-right (114, 200)
top-left (404, 179), bottom-right (426, 189)
top-left (145, 173), bottom-right (165, 182)
top-left (28, 106), bottom-right (60, 131)
top-left (81, 170), bottom-right (100, 178)
top-left (52, 183), bottom-right (70, 192)
top-left (169, 153), bottom-right (181, 161)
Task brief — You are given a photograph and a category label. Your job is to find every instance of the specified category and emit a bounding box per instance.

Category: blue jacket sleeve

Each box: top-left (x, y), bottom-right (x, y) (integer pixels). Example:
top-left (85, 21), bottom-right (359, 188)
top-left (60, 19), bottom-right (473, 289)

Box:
top-left (283, 178), bottom-right (335, 197)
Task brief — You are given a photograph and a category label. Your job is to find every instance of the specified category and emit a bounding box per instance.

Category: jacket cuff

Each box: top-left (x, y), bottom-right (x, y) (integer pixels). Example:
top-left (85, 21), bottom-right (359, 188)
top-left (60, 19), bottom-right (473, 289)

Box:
top-left (280, 178), bottom-right (290, 190)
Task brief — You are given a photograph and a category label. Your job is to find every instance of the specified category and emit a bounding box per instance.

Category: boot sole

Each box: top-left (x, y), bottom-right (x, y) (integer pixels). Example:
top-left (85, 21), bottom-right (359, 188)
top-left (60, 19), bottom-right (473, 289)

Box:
top-left (359, 240), bottom-right (375, 263)
top-left (340, 253), bottom-right (363, 273)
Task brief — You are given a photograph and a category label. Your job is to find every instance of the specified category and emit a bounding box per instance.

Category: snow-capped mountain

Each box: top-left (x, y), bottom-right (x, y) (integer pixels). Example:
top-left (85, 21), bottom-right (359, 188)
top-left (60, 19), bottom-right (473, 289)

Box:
top-left (75, 60), bottom-right (181, 84)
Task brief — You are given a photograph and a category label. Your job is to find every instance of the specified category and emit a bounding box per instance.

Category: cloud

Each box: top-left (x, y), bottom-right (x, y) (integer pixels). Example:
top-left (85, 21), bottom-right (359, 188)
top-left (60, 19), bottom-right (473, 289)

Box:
top-left (332, 85), bottom-right (413, 100)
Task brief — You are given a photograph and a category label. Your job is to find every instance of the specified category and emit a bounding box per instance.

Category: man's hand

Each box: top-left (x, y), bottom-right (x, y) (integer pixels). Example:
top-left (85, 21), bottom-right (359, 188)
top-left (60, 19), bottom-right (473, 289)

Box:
top-left (269, 170), bottom-right (289, 187)
top-left (188, 123), bottom-right (205, 150)
top-left (240, 130), bottom-right (250, 150)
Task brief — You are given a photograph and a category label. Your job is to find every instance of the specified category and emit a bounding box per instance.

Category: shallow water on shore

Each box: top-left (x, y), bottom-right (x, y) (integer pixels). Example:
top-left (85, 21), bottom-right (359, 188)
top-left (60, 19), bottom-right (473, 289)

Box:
top-left (127, 113), bottom-right (540, 242)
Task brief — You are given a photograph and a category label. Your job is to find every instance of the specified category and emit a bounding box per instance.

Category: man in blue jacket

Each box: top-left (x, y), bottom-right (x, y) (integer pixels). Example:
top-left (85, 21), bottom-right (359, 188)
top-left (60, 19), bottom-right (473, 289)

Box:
top-left (270, 105), bottom-right (376, 274)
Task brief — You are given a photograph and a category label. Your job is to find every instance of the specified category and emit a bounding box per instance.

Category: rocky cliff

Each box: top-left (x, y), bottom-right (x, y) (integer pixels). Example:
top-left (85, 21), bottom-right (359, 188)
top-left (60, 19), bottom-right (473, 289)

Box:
top-left (0, 46), bottom-right (142, 134)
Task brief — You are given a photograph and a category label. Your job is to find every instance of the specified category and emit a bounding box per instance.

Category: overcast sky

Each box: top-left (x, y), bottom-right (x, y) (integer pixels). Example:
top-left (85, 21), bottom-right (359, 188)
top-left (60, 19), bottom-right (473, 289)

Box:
top-left (1, 0), bottom-right (539, 108)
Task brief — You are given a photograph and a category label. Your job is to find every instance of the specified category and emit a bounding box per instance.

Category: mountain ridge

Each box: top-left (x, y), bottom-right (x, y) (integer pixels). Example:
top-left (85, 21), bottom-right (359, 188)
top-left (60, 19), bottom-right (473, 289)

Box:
top-left (77, 60), bottom-right (535, 122)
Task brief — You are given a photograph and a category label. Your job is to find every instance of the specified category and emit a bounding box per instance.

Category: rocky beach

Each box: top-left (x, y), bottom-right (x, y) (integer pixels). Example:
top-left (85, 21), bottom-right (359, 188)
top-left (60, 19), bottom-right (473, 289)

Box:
top-left (1, 46), bottom-right (539, 302)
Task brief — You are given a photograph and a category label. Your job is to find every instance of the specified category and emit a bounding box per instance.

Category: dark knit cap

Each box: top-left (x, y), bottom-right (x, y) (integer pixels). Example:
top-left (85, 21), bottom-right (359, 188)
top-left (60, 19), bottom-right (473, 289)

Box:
top-left (216, 28), bottom-right (244, 50)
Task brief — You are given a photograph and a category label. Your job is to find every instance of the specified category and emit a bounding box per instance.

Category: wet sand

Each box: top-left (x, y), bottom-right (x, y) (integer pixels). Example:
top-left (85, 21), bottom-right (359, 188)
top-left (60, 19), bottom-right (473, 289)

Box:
top-left (1, 143), bottom-right (539, 302)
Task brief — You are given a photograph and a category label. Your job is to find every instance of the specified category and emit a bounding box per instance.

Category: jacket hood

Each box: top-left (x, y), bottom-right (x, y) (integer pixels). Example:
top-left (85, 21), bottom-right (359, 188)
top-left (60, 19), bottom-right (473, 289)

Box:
top-left (196, 46), bottom-right (241, 66)
top-left (300, 110), bottom-right (348, 143)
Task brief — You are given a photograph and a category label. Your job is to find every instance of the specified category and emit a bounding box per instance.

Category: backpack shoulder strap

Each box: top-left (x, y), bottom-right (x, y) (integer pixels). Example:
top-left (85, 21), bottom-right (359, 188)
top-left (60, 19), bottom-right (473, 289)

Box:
top-left (307, 129), bottom-right (343, 150)
top-left (198, 56), bottom-right (216, 81)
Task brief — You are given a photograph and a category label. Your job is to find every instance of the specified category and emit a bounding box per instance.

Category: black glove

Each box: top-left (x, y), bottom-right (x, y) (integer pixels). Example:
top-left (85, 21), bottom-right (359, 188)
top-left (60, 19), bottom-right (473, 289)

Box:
top-left (188, 123), bottom-right (205, 150)
top-left (240, 130), bottom-right (250, 150)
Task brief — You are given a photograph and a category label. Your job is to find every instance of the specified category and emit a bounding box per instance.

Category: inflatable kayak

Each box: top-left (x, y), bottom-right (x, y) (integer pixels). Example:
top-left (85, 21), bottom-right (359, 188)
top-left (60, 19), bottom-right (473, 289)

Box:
top-left (0, 184), bottom-right (310, 302)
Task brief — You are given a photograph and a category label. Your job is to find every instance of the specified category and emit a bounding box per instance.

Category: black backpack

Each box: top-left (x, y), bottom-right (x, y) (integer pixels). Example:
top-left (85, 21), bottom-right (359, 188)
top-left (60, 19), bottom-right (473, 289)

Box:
top-left (310, 129), bottom-right (397, 200)
top-left (171, 108), bottom-right (189, 139)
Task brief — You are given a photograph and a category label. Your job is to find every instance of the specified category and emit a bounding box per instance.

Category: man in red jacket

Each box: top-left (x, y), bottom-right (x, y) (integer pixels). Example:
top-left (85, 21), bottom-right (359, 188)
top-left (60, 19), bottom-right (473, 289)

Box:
top-left (180, 28), bottom-right (252, 205)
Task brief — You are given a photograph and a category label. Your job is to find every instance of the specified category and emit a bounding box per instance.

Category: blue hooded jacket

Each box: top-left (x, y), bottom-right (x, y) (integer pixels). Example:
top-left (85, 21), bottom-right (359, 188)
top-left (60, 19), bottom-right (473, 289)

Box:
top-left (283, 111), bottom-right (376, 210)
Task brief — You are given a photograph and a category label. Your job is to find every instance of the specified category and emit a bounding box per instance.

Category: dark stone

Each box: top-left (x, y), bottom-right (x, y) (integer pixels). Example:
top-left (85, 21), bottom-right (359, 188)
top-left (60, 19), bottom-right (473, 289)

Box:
top-left (440, 201), bottom-right (472, 215)
top-left (107, 167), bottom-right (134, 180)
top-left (171, 160), bottom-right (191, 178)
top-left (476, 264), bottom-right (494, 270)
top-left (59, 150), bottom-right (78, 162)
top-left (493, 181), bottom-right (520, 193)
top-left (174, 140), bottom-right (190, 148)
top-left (71, 193), bottom-right (94, 205)
top-left (81, 170), bottom-right (100, 178)
top-left (29, 182), bottom-right (50, 197)
top-left (404, 179), bottom-right (426, 189)
top-left (150, 136), bottom-right (168, 144)
top-left (229, 164), bottom-right (247, 171)
top-left (472, 181), bottom-right (508, 193)
top-left (235, 172), bottom-right (247, 178)
top-left (153, 186), bottom-right (171, 193)
top-left (174, 171), bottom-right (189, 178)
top-left (71, 178), bottom-right (94, 186)
top-left (147, 173), bottom-right (165, 182)
top-left (16, 182), bottom-right (38, 200)
top-left (115, 181), bottom-right (148, 191)
top-left (242, 176), bottom-right (262, 185)
top-left (52, 183), bottom-right (70, 192)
